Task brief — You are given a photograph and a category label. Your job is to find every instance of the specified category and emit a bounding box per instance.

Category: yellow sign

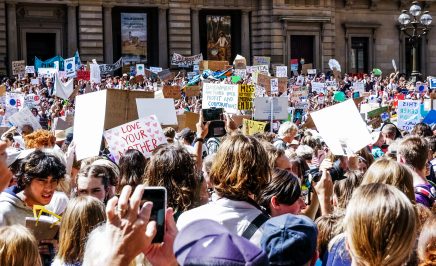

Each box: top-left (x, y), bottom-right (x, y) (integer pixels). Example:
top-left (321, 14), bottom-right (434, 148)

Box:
top-left (242, 119), bottom-right (267, 135)
top-left (238, 84), bottom-right (255, 110)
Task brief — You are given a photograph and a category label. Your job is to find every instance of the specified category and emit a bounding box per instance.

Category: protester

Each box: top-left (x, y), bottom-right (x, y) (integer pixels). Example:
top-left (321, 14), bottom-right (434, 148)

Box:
top-left (417, 216), bottom-right (436, 266)
top-left (76, 164), bottom-right (114, 204)
top-left (116, 149), bottom-right (146, 194)
top-left (273, 122), bottom-right (298, 150)
top-left (0, 225), bottom-right (42, 266)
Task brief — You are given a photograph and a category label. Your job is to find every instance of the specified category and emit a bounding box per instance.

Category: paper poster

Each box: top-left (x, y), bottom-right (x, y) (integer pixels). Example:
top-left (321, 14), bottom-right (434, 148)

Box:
top-left (253, 56), bottom-right (271, 67)
top-left (253, 97), bottom-right (288, 120)
top-left (90, 63), bottom-right (101, 83)
top-left (271, 78), bottom-right (279, 94)
top-left (290, 59), bottom-right (298, 71)
top-left (353, 82), bottom-right (365, 94)
top-left (121, 13), bottom-right (147, 63)
top-left (311, 82), bottom-right (326, 94)
top-left (77, 70), bottom-right (90, 81)
top-left (311, 99), bottom-right (372, 156)
top-left (9, 107), bottom-right (42, 133)
top-left (397, 100), bottom-right (421, 131)
top-left (37, 68), bottom-right (57, 78)
top-left (12, 60), bottom-right (25, 76)
top-left (238, 84), bottom-right (255, 110)
top-left (276, 66), bottom-right (287, 78)
top-left (64, 57), bottom-right (76, 78)
top-left (307, 69), bottom-right (317, 75)
top-left (429, 77), bottom-right (436, 89)
top-left (296, 76), bottom-right (305, 86)
top-left (6, 92), bottom-right (24, 110)
top-left (207, 15), bottom-right (231, 61)
top-left (242, 119), bottom-right (267, 135)
top-left (326, 81), bottom-right (337, 90)
top-left (246, 65), bottom-right (269, 74)
top-left (0, 85), bottom-right (5, 96)
top-left (177, 112), bottom-right (199, 131)
top-left (185, 86), bottom-right (201, 97)
top-left (136, 98), bottom-right (178, 125)
top-left (150, 67), bottom-right (162, 74)
top-left (54, 72), bottom-right (74, 100)
top-left (74, 90), bottom-right (107, 160)
top-left (162, 85), bottom-right (181, 99)
top-left (23, 94), bottom-right (41, 109)
top-left (171, 53), bottom-right (203, 67)
top-left (104, 115), bottom-right (167, 162)
top-left (290, 86), bottom-right (309, 102)
top-left (136, 64), bottom-right (145, 76)
top-left (25, 66), bottom-right (35, 74)
top-left (234, 69), bottom-right (247, 79)
top-left (202, 83), bottom-right (238, 113)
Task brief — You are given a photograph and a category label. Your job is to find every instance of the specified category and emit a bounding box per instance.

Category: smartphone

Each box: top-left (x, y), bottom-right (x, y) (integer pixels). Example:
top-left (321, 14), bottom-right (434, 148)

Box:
top-left (142, 187), bottom-right (167, 243)
top-left (206, 120), bottom-right (226, 138)
top-left (202, 108), bottom-right (224, 121)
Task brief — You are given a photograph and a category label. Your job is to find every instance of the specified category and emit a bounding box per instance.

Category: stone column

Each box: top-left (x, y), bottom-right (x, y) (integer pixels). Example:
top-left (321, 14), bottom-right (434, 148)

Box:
top-left (158, 7), bottom-right (168, 68)
top-left (103, 5), bottom-right (113, 64)
top-left (191, 8), bottom-right (200, 55)
top-left (67, 4), bottom-right (78, 56)
top-left (241, 10), bottom-right (250, 61)
top-left (6, 2), bottom-right (17, 75)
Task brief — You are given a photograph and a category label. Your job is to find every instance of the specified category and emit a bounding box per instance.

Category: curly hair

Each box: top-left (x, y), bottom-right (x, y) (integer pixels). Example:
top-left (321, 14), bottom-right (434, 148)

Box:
top-left (117, 149), bottom-right (146, 194)
top-left (16, 150), bottom-right (66, 190)
top-left (210, 134), bottom-right (271, 200)
top-left (24, 130), bottom-right (56, 149)
top-left (144, 144), bottom-right (198, 212)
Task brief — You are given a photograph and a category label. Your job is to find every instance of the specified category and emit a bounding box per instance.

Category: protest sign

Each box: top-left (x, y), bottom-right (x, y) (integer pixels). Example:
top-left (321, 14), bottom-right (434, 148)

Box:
top-left (311, 99), bottom-right (372, 156)
top-left (290, 59), bottom-right (298, 71)
top-left (393, 93), bottom-right (405, 108)
top-left (0, 85), bottom-right (5, 97)
top-left (104, 115), bottom-right (167, 162)
top-left (12, 60), bottom-right (25, 76)
top-left (64, 57), bottom-right (76, 78)
top-left (202, 83), bottom-right (238, 113)
top-left (53, 116), bottom-right (72, 131)
top-left (171, 53), bottom-right (203, 67)
top-left (276, 66), bottom-right (287, 78)
top-left (150, 67), bottom-right (162, 74)
top-left (296, 76), bottom-right (305, 86)
top-left (367, 106), bottom-right (389, 128)
top-left (238, 84), bottom-right (255, 110)
top-left (271, 78), bottom-right (279, 94)
top-left (254, 97), bottom-right (288, 120)
top-left (353, 82), bottom-right (365, 94)
top-left (200, 60), bottom-right (229, 71)
top-left (253, 56), bottom-right (271, 67)
top-left (37, 68), bottom-right (56, 78)
top-left (136, 99), bottom-right (178, 125)
top-left (23, 94), bottom-right (41, 109)
top-left (397, 100), bottom-right (421, 131)
top-left (326, 81), bottom-right (337, 90)
top-left (301, 64), bottom-right (313, 75)
top-left (77, 70), bottom-right (90, 81)
top-left (257, 73), bottom-right (287, 94)
top-left (163, 85), bottom-right (181, 99)
top-left (185, 86), bottom-right (201, 97)
top-left (242, 119), bottom-right (267, 135)
top-left (234, 69), bottom-right (247, 79)
top-left (6, 92), bottom-right (24, 110)
top-left (90, 63), bottom-right (101, 83)
top-left (246, 65), bottom-right (269, 74)
top-left (54, 72), bottom-right (74, 100)
top-left (9, 107), bottom-right (42, 133)
top-left (307, 69), bottom-right (317, 75)
top-left (311, 82), bottom-right (326, 94)
top-left (429, 77), bottom-right (436, 89)
top-left (177, 112), bottom-right (199, 131)
top-left (290, 86), bottom-right (309, 102)
top-left (157, 69), bottom-right (175, 81)
top-left (136, 64), bottom-right (145, 76)
top-left (25, 66), bottom-right (35, 74)
top-left (99, 58), bottom-right (123, 74)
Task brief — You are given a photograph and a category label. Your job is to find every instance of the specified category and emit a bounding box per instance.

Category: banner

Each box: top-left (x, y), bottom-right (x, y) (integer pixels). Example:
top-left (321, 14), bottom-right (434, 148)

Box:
top-left (171, 53), bottom-right (203, 67)
top-left (121, 13), bottom-right (147, 63)
top-left (64, 57), bottom-right (76, 78)
top-left (238, 84), bottom-right (255, 110)
top-left (242, 119), bottom-right (267, 135)
top-left (99, 58), bottom-right (123, 74)
top-left (104, 115), bottom-right (167, 162)
top-left (202, 83), bottom-right (238, 113)
top-left (54, 72), bottom-right (74, 100)
top-left (163, 85), bottom-right (181, 99)
top-left (34, 51), bottom-right (81, 72)
top-left (12, 60), bottom-right (25, 76)
top-left (398, 100), bottom-right (421, 131)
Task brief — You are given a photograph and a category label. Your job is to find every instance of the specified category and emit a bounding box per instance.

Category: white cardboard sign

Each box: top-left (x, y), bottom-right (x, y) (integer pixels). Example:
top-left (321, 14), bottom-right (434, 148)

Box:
top-left (136, 98), bottom-right (178, 125)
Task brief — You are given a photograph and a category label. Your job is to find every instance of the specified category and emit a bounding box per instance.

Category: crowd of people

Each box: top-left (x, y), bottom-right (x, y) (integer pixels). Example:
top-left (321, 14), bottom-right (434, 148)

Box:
top-left (0, 59), bottom-right (434, 266)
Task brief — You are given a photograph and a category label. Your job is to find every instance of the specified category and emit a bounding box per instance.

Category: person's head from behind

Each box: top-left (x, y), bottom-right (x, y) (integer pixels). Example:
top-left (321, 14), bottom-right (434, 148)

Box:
top-left (258, 169), bottom-right (306, 216)
top-left (15, 150), bottom-right (66, 206)
top-left (163, 127), bottom-right (176, 143)
top-left (381, 123), bottom-right (400, 145)
top-left (397, 135), bottom-right (429, 174)
top-left (21, 124), bottom-right (34, 137)
top-left (333, 170), bottom-right (363, 209)
top-left (210, 134), bottom-right (271, 200)
top-left (262, 142), bottom-right (292, 172)
top-left (417, 216), bottom-right (436, 265)
top-left (261, 214), bottom-right (318, 266)
top-left (315, 212), bottom-right (344, 261)
top-left (76, 165), bottom-right (113, 203)
top-left (278, 122), bottom-right (298, 143)
top-left (0, 225), bottom-right (41, 266)
top-left (117, 149), bottom-right (146, 194)
top-left (56, 196), bottom-right (106, 264)
top-left (411, 122), bottom-right (433, 137)
top-left (145, 144), bottom-right (198, 212)
top-left (344, 183), bottom-right (417, 266)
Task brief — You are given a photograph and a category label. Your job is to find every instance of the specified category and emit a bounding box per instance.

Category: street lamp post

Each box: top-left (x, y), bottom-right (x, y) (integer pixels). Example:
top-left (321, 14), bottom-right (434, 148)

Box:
top-left (398, 1), bottom-right (432, 80)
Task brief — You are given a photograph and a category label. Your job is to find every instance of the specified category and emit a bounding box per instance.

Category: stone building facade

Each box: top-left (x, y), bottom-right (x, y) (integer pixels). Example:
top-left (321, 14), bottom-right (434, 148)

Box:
top-left (1, 0), bottom-right (435, 77)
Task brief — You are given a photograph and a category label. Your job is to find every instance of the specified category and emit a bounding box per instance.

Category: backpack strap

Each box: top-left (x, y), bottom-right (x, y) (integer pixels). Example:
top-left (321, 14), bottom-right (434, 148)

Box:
top-left (242, 213), bottom-right (269, 240)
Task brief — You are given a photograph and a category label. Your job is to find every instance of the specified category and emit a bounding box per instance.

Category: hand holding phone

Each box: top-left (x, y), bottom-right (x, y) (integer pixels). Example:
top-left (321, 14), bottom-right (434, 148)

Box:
top-left (142, 187), bottom-right (167, 243)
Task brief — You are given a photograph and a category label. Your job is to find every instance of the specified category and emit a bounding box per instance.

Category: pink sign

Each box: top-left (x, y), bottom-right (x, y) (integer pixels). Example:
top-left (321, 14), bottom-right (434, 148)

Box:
top-left (104, 115), bottom-right (167, 162)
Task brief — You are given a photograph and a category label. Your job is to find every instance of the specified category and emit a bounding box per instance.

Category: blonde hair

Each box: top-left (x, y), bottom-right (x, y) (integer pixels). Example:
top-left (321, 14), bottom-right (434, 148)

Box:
top-left (344, 183), bottom-right (417, 266)
top-left (56, 196), bottom-right (106, 264)
top-left (417, 216), bottom-right (436, 266)
top-left (0, 225), bottom-right (42, 266)
top-left (362, 157), bottom-right (415, 203)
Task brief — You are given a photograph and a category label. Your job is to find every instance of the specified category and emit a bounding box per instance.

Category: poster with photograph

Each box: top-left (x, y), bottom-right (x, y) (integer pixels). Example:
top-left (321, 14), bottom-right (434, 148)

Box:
top-left (207, 15), bottom-right (231, 62)
top-left (121, 13), bottom-right (147, 63)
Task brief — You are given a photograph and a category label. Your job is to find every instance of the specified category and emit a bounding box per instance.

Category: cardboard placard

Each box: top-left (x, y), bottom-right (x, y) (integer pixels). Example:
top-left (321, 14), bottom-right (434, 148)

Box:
top-left (238, 84), bottom-right (255, 110)
top-left (398, 100), bottom-right (421, 132)
top-left (301, 64), bottom-right (313, 75)
top-left (242, 119), bottom-right (267, 135)
top-left (0, 85), bottom-right (5, 97)
top-left (200, 60), bottom-right (229, 71)
top-left (12, 60), bottom-right (25, 76)
top-left (230, 115), bottom-right (252, 128)
top-left (177, 111), bottom-right (199, 131)
top-left (157, 69), bottom-right (175, 81)
top-left (162, 85), bottom-right (181, 99)
top-left (202, 83), bottom-right (238, 113)
top-left (253, 97), bottom-right (288, 120)
top-left (257, 73), bottom-right (287, 94)
top-left (104, 115), bottom-right (167, 162)
top-left (136, 98), bottom-right (178, 125)
top-left (253, 56), bottom-right (271, 67)
top-left (185, 86), bottom-right (201, 97)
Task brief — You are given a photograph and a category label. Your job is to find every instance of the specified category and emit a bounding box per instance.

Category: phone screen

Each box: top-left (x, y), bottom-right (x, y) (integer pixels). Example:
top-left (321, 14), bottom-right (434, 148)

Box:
top-left (202, 108), bottom-right (224, 121)
top-left (142, 187), bottom-right (167, 243)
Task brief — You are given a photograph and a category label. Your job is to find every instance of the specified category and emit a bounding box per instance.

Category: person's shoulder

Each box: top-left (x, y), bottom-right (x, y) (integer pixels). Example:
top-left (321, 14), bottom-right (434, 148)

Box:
top-left (177, 203), bottom-right (216, 230)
